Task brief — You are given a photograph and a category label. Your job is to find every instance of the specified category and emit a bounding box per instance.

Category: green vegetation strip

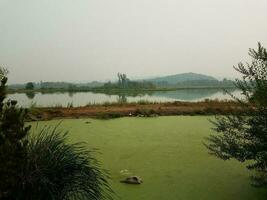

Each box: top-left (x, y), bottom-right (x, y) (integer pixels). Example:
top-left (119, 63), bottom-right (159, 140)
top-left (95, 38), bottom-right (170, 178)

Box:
top-left (30, 116), bottom-right (267, 200)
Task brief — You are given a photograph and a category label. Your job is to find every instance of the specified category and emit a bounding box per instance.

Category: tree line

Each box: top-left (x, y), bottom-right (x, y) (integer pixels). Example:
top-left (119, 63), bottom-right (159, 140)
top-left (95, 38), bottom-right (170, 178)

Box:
top-left (101, 73), bottom-right (156, 90)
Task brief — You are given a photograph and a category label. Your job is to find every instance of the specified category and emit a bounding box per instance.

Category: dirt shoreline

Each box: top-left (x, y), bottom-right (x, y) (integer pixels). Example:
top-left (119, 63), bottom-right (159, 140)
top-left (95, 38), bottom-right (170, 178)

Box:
top-left (28, 101), bottom-right (242, 121)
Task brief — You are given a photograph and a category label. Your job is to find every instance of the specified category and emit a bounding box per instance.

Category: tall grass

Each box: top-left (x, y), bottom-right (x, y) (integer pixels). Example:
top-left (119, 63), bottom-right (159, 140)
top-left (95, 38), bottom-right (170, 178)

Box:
top-left (20, 125), bottom-right (113, 200)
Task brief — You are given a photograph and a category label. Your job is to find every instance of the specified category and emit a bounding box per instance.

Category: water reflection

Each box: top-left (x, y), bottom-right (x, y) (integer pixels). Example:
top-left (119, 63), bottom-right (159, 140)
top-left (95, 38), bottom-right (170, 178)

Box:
top-left (7, 89), bottom-right (241, 108)
top-left (152, 88), bottom-right (236, 101)
top-left (25, 92), bottom-right (35, 99)
top-left (68, 91), bottom-right (75, 97)
top-left (117, 94), bottom-right (127, 104)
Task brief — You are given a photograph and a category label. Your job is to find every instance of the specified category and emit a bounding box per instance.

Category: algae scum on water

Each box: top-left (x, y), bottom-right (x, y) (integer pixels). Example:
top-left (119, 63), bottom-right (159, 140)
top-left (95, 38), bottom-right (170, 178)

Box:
top-left (30, 116), bottom-right (267, 200)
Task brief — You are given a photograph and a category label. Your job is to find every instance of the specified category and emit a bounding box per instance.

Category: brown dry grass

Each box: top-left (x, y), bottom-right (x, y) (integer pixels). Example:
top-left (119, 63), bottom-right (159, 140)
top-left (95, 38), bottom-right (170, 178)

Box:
top-left (27, 100), bottom-right (244, 121)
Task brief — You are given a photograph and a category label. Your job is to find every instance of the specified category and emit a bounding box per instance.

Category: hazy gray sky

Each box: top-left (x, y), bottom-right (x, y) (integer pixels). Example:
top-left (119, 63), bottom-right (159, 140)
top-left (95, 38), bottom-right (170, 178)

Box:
top-left (0, 0), bottom-right (267, 83)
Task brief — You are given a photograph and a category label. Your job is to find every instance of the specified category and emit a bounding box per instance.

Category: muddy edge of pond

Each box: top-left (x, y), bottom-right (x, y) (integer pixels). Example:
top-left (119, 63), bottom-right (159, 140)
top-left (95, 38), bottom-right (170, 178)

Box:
top-left (26, 101), bottom-right (246, 121)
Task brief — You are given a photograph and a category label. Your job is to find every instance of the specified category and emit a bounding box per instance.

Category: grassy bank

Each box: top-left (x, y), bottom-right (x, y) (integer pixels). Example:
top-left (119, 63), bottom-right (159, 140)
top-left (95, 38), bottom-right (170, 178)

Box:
top-left (27, 100), bottom-right (243, 121)
top-left (30, 116), bottom-right (267, 200)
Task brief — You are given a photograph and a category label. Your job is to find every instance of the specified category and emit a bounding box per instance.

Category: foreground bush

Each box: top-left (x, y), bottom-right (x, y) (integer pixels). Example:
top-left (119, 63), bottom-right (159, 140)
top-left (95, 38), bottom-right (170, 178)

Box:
top-left (19, 126), bottom-right (113, 200)
top-left (0, 68), bottom-right (31, 199)
top-left (205, 43), bottom-right (267, 187)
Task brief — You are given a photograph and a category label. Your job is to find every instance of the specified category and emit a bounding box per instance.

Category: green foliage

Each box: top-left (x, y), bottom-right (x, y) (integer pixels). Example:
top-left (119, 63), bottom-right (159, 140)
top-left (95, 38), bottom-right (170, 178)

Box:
top-left (25, 82), bottom-right (34, 90)
top-left (38, 81), bottom-right (104, 90)
top-left (67, 84), bottom-right (77, 91)
top-left (96, 112), bottom-right (123, 120)
top-left (20, 126), bottom-right (113, 200)
top-left (0, 68), bottom-right (8, 106)
top-left (205, 43), bottom-right (267, 187)
top-left (135, 108), bottom-right (158, 117)
top-left (0, 68), bottom-right (31, 199)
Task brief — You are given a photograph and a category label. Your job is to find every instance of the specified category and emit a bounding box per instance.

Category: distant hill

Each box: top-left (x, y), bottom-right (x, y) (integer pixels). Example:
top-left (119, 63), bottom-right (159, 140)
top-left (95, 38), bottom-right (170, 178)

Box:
top-left (140, 72), bottom-right (235, 88)
top-left (145, 72), bottom-right (218, 85)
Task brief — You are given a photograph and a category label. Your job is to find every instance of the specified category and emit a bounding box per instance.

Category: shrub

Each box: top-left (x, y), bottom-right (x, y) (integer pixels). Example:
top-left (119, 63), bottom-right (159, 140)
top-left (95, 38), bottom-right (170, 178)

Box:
top-left (96, 112), bottom-right (123, 119)
top-left (135, 108), bottom-right (158, 117)
top-left (19, 126), bottom-right (113, 200)
top-left (205, 43), bottom-right (267, 187)
top-left (0, 68), bottom-right (30, 199)
top-left (25, 82), bottom-right (34, 90)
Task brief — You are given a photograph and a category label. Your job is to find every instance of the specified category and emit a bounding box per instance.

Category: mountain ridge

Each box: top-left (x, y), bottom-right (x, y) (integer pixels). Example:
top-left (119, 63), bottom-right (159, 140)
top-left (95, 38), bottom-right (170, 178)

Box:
top-left (143, 72), bottom-right (218, 85)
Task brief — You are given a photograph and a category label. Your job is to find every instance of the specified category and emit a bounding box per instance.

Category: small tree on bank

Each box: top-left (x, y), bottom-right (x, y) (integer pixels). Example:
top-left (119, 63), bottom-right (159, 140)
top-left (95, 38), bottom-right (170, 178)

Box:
top-left (205, 43), bottom-right (267, 187)
top-left (25, 82), bottom-right (34, 90)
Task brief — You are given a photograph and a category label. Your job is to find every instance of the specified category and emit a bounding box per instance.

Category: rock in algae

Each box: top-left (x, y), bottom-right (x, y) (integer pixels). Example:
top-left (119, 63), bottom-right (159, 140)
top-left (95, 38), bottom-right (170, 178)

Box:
top-left (120, 176), bottom-right (143, 184)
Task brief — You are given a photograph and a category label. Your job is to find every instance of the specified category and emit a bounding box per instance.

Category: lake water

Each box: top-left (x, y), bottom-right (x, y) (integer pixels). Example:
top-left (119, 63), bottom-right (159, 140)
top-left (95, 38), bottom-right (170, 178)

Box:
top-left (7, 89), bottom-right (241, 107)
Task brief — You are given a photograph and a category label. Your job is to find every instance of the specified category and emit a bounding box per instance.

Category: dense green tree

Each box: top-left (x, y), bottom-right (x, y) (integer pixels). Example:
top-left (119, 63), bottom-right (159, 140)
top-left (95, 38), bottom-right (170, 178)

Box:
top-left (0, 68), bottom-right (30, 199)
top-left (25, 82), bottom-right (34, 90)
top-left (205, 43), bottom-right (267, 187)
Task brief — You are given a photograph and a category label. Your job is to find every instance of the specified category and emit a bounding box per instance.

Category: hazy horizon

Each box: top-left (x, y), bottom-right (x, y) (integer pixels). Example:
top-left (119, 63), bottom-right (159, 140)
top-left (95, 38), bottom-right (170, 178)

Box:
top-left (7, 71), bottom-right (235, 85)
top-left (1, 0), bottom-right (267, 84)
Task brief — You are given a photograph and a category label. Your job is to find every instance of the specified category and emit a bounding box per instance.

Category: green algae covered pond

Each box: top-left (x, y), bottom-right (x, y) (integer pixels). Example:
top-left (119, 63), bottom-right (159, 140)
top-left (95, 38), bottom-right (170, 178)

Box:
top-left (30, 116), bottom-right (267, 200)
